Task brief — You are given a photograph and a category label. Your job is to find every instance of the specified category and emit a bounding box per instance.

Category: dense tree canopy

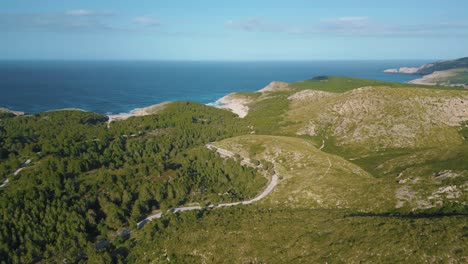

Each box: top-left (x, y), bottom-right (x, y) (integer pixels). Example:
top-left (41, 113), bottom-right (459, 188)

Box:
top-left (0, 102), bottom-right (266, 263)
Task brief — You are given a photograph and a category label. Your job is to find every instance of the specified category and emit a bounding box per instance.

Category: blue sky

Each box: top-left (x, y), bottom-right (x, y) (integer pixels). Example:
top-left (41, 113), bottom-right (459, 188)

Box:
top-left (1, 0), bottom-right (467, 60)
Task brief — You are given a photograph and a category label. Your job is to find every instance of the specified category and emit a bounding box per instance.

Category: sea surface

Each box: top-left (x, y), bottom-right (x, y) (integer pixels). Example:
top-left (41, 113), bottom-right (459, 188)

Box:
top-left (0, 60), bottom-right (430, 114)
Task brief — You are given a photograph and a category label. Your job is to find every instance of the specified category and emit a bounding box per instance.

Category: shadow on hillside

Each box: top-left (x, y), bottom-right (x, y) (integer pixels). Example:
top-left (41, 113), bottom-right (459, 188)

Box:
top-left (346, 211), bottom-right (468, 219)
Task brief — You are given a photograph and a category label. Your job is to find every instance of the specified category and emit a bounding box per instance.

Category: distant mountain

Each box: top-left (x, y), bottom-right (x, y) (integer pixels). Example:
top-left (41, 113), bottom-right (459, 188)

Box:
top-left (417, 57), bottom-right (468, 75)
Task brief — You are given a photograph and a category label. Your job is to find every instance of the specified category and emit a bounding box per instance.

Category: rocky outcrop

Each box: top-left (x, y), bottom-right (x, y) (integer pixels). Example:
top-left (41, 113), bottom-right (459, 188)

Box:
top-left (383, 67), bottom-right (420, 74)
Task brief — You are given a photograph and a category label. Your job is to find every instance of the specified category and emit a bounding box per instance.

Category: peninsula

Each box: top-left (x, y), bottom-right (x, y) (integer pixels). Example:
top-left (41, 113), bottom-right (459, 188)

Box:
top-left (384, 57), bottom-right (468, 88)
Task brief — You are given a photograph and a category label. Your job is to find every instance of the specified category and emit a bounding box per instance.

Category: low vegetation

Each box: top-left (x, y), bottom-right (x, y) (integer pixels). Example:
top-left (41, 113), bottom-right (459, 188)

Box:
top-left (416, 57), bottom-right (468, 75)
top-left (0, 76), bottom-right (467, 263)
top-left (127, 207), bottom-right (466, 263)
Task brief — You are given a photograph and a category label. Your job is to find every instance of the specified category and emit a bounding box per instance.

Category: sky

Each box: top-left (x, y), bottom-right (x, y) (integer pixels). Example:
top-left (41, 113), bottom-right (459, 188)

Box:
top-left (1, 0), bottom-right (467, 60)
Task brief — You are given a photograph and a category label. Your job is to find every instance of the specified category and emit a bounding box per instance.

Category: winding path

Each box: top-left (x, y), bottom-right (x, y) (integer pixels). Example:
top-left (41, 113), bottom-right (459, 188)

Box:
top-left (0, 159), bottom-right (30, 189)
top-left (136, 145), bottom-right (279, 229)
top-left (319, 139), bottom-right (325, 150)
top-left (137, 174), bottom-right (278, 229)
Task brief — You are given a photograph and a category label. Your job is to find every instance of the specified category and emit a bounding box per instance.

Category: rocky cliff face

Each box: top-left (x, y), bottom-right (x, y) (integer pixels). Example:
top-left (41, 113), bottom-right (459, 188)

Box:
top-left (384, 67), bottom-right (420, 74)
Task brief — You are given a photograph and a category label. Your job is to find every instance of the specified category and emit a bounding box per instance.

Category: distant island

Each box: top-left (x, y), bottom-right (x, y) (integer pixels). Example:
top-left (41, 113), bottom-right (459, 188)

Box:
top-left (384, 57), bottom-right (468, 88)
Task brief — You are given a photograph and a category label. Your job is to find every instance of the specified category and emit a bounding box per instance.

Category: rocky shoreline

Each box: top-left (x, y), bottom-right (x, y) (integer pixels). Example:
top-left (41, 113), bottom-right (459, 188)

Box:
top-left (383, 67), bottom-right (420, 74)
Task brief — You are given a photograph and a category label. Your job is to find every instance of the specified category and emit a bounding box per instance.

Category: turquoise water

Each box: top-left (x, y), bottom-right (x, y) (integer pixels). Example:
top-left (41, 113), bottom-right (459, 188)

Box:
top-left (0, 60), bottom-right (428, 114)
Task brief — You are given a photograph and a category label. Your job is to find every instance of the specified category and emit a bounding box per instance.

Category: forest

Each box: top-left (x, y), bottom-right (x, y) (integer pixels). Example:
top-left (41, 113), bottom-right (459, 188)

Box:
top-left (0, 102), bottom-right (267, 263)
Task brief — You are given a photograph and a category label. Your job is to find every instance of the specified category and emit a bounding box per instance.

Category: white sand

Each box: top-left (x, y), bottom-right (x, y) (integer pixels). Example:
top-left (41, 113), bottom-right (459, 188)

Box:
top-left (408, 70), bottom-right (454, 85)
top-left (107, 102), bottom-right (169, 126)
top-left (211, 81), bottom-right (291, 118)
top-left (215, 95), bottom-right (251, 118)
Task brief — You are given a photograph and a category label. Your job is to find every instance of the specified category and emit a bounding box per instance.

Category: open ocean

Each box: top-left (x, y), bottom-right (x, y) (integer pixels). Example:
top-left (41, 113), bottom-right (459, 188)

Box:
top-left (0, 60), bottom-right (430, 114)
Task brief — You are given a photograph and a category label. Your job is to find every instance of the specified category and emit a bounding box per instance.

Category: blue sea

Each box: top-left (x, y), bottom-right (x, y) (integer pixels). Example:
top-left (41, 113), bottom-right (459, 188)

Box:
top-left (0, 60), bottom-right (429, 114)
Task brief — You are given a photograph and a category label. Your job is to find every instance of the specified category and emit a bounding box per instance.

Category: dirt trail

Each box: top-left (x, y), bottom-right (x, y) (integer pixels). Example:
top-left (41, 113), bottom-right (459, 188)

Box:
top-left (136, 145), bottom-right (278, 229)
top-left (0, 159), bottom-right (30, 189)
top-left (137, 174), bottom-right (278, 228)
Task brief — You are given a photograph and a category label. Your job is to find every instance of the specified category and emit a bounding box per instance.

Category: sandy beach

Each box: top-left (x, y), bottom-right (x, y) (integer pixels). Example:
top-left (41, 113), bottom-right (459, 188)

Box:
top-left (408, 70), bottom-right (454, 85)
top-left (215, 94), bottom-right (251, 118)
top-left (107, 102), bottom-right (169, 126)
top-left (211, 81), bottom-right (290, 118)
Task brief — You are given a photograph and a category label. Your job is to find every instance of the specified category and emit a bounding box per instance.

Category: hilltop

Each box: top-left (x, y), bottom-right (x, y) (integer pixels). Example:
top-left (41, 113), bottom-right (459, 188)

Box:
top-left (214, 76), bottom-right (467, 207)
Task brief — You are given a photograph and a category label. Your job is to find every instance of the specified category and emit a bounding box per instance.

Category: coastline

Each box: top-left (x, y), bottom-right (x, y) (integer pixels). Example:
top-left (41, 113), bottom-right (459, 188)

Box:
top-left (384, 58), bottom-right (468, 88)
top-left (0, 107), bottom-right (24, 116)
top-left (209, 81), bottom-right (289, 118)
top-left (408, 71), bottom-right (450, 85)
top-left (6, 67), bottom-right (462, 121)
top-left (213, 94), bottom-right (251, 118)
top-left (106, 102), bottom-right (170, 126)
top-left (1, 60), bottom-right (432, 115)
top-left (408, 69), bottom-right (468, 88)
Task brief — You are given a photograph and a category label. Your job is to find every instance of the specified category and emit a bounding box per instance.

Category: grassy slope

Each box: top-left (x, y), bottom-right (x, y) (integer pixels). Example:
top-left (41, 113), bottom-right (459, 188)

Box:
top-left (213, 135), bottom-right (394, 211)
top-left (447, 68), bottom-right (468, 84)
top-left (418, 68), bottom-right (468, 85)
top-left (123, 77), bottom-right (467, 262)
top-left (206, 77), bottom-right (468, 210)
top-left (129, 208), bottom-right (467, 263)
top-left (289, 76), bottom-right (461, 92)
top-left (289, 86), bottom-right (466, 151)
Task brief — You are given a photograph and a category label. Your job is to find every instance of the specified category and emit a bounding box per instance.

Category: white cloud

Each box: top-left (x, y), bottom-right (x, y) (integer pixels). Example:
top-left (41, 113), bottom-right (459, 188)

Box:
top-left (226, 17), bottom-right (283, 32)
top-left (0, 10), bottom-right (120, 33)
top-left (65, 9), bottom-right (113, 17)
top-left (65, 9), bottom-right (94, 16)
top-left (336, 16), bottom-right (369, 22)
top-left (319, 16), bottom-right (374, 35)
top-left (134, 16), bottom-right (160, 27)
top-left (0, 10), bottom-right (166, 33)
top-left (226, 16), bottom-right (468, 38)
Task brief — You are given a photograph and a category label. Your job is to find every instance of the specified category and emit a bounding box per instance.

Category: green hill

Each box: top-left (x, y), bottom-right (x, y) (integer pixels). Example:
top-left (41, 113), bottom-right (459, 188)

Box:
top-left (0, 77), bottom-right (467, 263)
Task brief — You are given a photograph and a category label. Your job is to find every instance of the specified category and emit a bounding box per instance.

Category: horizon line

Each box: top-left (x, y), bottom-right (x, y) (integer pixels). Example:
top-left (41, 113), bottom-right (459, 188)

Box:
top-left (0, 58), bottom-right (440, 62)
